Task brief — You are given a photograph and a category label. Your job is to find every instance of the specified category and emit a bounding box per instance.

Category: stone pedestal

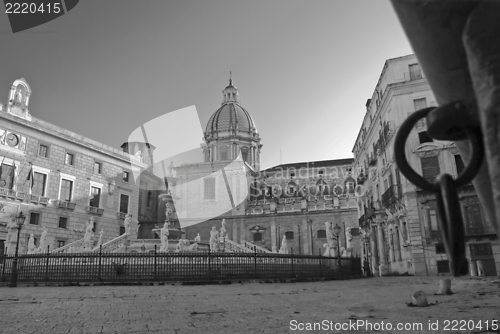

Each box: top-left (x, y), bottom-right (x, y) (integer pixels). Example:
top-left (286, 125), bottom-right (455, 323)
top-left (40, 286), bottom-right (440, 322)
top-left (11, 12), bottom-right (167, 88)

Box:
top-left (470, 261), bottom-right (478, 276)
top-left (477, 260), bottom-right (485, 277)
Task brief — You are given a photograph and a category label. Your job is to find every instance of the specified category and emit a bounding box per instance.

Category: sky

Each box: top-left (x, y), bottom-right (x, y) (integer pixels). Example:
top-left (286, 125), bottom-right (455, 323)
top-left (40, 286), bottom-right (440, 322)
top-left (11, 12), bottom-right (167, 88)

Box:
top-left (0, 0), bottom-right (413, 170)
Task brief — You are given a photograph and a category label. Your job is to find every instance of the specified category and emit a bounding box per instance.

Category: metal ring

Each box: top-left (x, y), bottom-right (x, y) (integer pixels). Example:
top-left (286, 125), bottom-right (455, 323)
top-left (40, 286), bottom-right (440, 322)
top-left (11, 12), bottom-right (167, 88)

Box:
top-left (394, 106), bottom-right (484, 192)
top-left (394, 107), bottom-right (439, 192)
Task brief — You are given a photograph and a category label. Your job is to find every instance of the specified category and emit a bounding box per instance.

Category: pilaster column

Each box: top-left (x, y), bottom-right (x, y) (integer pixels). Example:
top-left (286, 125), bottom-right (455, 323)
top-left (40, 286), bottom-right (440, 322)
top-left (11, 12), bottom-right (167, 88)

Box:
top-left (370, 225), bottom-right (379, 275)
top-left (377, 224), bottom-right (387, 266)
top-left (394, 225), bottom-right (402, 262)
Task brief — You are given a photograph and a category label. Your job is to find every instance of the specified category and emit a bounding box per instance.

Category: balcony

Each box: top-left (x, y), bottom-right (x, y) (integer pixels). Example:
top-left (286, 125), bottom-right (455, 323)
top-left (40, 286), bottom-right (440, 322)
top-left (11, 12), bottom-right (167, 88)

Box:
top-left (117, 212), bottom-right (127, 220)
top-left (381, 185), bottom-right (402, 208)
top-left (87, 206), bottom-right (104, 215)
top-left (56, 200), bottom-right (76, 210)
top-left (465, 225), bottom-right (497, 240)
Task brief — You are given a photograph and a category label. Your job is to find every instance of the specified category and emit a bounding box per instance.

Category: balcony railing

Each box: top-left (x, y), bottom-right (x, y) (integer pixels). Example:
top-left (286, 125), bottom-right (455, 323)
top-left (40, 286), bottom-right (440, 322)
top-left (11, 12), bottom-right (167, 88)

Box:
top-left (56, 200), bottom-right (76, 210)
top-left (87, 206), bottom-right (105, 215)
top-left (117, 212), bottom-right (127, 220)
top-left (381, 185), bottom-right (402, 208)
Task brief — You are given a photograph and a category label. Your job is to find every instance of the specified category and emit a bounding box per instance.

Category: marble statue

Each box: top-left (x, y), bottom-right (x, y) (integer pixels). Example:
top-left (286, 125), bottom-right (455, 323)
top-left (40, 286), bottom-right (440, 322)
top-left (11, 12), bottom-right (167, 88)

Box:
top-left (323, 221), bottom-right (338, 257)
top-left (165, 203), bottom-right (173, 222)
top-left (98, 229), bottom-right (105, 246)
top-left (279, 236), bottom-right (288, 254)
top-left (124, 214), bottom-right (132, 235)
top-left (194, 233), bottom-right (201, 242)
top-left (83, 218), bottom-right (94, 251)
top-left (27, 233), bottom-right (36, 254)
top-left (38, 227), bottom-right (48, 253)
top-left (160, 222), bottom-right (170, 252)
top-left (175, 239), bottom-right (198, 252)
top-left (219, 219), bottom-right (227, 239)
top-left (345, 227), bottom-right (353, 257)
top-left (272, 245), bottom-right (277, 253)
top-left (108, 181), bottom-right (116, 195)
top-left (15, 89), bottom-right (23, 105)
top-left (167, 161), bottom-right (175, 177)
top-left (5, 220), bottom-right (17, 255)
top-left (209, 226), bottom-right (219, 252)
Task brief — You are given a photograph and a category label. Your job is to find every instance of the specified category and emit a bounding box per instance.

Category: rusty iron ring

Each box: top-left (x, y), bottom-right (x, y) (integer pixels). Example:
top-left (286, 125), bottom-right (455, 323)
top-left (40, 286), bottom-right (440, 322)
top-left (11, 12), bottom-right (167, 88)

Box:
top-left (394, 105), bottom-right (484, 192)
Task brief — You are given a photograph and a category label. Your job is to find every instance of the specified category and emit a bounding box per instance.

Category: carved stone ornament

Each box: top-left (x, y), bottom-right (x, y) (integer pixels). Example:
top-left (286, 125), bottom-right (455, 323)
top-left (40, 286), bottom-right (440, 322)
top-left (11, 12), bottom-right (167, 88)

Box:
top-left (414, 144), bottom-right (441, 158)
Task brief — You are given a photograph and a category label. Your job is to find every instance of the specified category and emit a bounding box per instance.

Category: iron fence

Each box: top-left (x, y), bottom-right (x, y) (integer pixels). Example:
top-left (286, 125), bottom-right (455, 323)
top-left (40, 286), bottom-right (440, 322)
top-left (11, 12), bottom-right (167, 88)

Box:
top-left (1, 250), bottom-right (362, 285)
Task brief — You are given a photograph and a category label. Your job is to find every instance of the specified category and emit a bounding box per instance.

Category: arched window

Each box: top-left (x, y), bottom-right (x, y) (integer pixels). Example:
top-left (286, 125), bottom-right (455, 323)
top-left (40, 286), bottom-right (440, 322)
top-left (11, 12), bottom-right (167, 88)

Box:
top-left (147, 191), bottom-right (152, 207)
top-left (317, 230), bottom-right (326, 238)
top-left (241, 147), bottom-right (249, 162)
top-left (253, 232), bottom-right (262, 242)
top-left (285, 231), bottom-right (294, 240)
top-left (219, 146), bottom-right (229, 161)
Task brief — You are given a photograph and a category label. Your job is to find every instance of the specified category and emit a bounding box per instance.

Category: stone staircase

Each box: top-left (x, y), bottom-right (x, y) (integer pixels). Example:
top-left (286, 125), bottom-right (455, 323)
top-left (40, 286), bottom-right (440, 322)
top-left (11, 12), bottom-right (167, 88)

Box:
top-left (92, 233), bottom-right (129, 253)
top-left (50, 238), bottom-right (84, 253)
top-left (242, 240), bottom-right (272, 253)
top-left (221, 238), bottom-right (253, 253)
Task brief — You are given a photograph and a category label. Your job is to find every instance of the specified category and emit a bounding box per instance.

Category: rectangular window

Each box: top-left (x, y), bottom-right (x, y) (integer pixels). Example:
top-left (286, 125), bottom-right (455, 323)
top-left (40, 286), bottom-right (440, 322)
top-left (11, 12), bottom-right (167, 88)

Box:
top-left (123, 171), bottom-right (129, 182)
top-left (38, 144), bottom-right (48, 158)
top-left (435, 243), bottom-right (446, 254)
top-left (58, 217), bottom-right (68, 229)
top-left (0, 163), bottom-right (15, 189)
top-left (418, 131), bottom-right (433, 144)
top-left (409, 63), bottom-right (422, 80)
top-left (32, 172), bottom-right (47, 196)
top-left (93, 162), bottom-right (102, 174)
top-left (421, 156), bottom-right (440, 183)
top-left (220, 151), bottom-right (228, 161)
top-left (57, 240), bottom-right (66, 248)
top-left (454, 155), bottom-right (465, 175)
top-left (469, 243), bottom-right (492, 256)
top-left (413, 97), bottom-right (427, 112)
top-left (65, 153), bottom-right (74, 166)
top-left (89, 186), bottom-right (101, 208)
top-left (464, 204), bottom-right (484, 235)
top-left (204, 178), bottom-right (216, 200)
top-left (120, 194), bottom-right (129, 213)
top-left (428, 208), bottom-right (440, 232)
top-left (60, 179), bottom-right (73, 202)
top-left (29, 212), bottom-right (40, 225)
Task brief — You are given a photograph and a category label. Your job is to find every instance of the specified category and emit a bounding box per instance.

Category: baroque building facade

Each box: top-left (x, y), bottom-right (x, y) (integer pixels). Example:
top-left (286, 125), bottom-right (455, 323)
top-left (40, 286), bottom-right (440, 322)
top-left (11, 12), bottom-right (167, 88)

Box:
top-left (352, 55), bottom-right (499, 276)
top-left (0, 78), bottom-right (157, 256)
top-left (167, 78), bottom-right (361, 255)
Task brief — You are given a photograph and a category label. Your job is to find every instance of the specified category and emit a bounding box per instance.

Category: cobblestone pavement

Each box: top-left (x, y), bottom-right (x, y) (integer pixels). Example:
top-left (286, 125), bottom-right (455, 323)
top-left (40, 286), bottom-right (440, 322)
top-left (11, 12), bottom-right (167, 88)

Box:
top-left (0, 276), bottom-right (499, 334)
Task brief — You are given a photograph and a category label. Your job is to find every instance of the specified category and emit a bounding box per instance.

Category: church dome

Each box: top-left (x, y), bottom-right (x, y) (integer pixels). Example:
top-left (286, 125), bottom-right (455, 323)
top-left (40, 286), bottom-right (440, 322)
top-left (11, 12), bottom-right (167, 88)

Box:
top-left (205, 76), bottom-right (257, 135)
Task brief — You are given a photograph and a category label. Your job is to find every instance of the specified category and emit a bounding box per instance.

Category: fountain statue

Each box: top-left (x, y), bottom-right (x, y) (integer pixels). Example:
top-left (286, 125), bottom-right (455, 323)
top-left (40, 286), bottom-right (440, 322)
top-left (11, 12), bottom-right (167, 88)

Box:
top-left (83, 218), bottom-right (94, 251)
top-left (219, 219), bottom-right (227, 240)
top-left (98, 229), bottom-right (105, 247)
top-left (159, 222), bottom-right (170, 252)
top-left (209, 226), bottom-right (219, 252)
top-left (279, 236), bottom-right (288, 254)
top-left (124, 214), bottom-right (132, 235)
top-left (322, 221), bottom-right (338, 257)
top-left (27, 233), bottom-right (36, 254)
top-left (38, 227), bottom-right (48, 253)
top-left (5, 219), bottom-right (18, 255)
top-left (272, 245), bottom-right (277, 253)
top-left (345, 227), bottom-right (353, 257)
top-left (194, 233), bottom-right (201, 242)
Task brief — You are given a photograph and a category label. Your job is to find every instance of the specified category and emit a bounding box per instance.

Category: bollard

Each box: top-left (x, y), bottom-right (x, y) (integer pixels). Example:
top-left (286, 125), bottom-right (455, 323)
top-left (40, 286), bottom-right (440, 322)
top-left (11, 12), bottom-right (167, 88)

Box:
top-left (470, 260), bottom-right (478, 277)
top-left (412, 291), bottom-right (428, 307)
top-left (476, 260), bottom-right (484, 277)
top-left (437, 279), bottom-right (452, 295)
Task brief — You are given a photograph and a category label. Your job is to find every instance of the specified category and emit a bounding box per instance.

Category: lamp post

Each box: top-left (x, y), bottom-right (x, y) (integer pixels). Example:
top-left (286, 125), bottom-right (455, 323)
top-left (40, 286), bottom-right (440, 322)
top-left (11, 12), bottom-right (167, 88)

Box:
top-left (9, 211), bottom-right (27, 288)
top-left (333, 223), bottom-right (341, 267)
top-left (361, 234), bottom-right (371, 276)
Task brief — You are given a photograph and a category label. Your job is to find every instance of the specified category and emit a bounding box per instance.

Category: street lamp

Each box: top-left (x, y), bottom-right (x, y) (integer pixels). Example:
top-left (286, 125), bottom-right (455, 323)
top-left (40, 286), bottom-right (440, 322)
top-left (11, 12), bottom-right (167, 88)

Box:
top-left (333, 223), bottom-right (341, 266)
top-left (9, 211), bottom-right (27, 288)
top-left (361, 234), bottom-right (371, 276)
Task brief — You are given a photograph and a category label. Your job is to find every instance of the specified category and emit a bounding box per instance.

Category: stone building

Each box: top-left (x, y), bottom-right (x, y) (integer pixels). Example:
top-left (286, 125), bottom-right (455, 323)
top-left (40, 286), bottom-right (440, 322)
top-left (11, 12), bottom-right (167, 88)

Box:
top-left (0, 78), bottom-right (152, 255)
top-left (352, 55), bottom-right (499, 276)
top-left (168, 78), bottom-right (361, 255)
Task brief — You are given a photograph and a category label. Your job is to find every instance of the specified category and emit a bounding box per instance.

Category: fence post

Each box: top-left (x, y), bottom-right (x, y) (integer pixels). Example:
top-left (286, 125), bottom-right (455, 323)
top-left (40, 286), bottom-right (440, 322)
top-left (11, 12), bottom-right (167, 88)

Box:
top-left (208, 247), bottom-right (212, 279)
top-left (1, 252), bottom-right (6, 282)
top-left (291, 248), bottom-right (294, 278)
top-left (254, 246), bottom-right (257, 278)
top-left (98, 245), bottom-right (102, 282)
top-left (45, 245), bottom-right (50, 283)
top-left (319, 255), bottom-right (322, 277)
top-left (154, 245), bottom-right (157, 281)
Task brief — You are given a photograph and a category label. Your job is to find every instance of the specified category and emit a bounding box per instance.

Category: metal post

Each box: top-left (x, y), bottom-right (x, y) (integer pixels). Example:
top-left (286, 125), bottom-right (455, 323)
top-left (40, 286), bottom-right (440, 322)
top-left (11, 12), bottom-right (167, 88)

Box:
top-left (337, 234), bottom-right (341, 278)
top-left (298, 225), bottom-right (301, 255)
top-left (45, 245), bottom-right (50, 283)
top-left (98, 245), bottom-right (102, 281)
top-left (208, 246), bottom-right (211, 279)
top-left (291, 248), bottom-right (294, 278)
top-left (9, 226), bottom-right (22, 288)
top-left (154, 244), bottom-right (157, 280)
top-left (254, 246), bottom-right (257, 277)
